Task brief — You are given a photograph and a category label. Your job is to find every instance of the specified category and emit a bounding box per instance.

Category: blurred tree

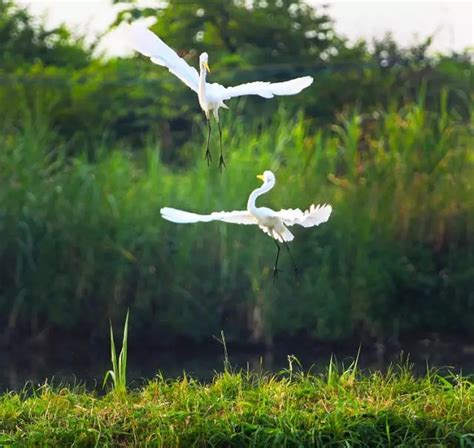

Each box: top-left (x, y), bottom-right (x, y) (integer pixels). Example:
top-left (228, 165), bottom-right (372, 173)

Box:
top-left (112, 0), bottom-right (340, 75)
top-left (0, 0), bottom-right (470, 152)
top-left (0, 0), bottom-right (91, 70)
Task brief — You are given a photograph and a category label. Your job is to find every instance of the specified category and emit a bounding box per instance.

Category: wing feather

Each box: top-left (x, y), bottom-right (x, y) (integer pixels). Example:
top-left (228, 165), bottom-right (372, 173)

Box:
top-left (216, 76), bottom-right (313, 101)
top-left (161, 207), bottom-right (258, 225)
top-left (127, 25), bottom-right (199, 92)
top-left (274, 204), bottom-right (332, 228)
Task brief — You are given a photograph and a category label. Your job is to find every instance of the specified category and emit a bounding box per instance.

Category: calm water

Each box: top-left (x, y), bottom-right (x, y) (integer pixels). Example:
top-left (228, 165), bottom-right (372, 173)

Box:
top-left (1, 339), bottom-right (473, 392)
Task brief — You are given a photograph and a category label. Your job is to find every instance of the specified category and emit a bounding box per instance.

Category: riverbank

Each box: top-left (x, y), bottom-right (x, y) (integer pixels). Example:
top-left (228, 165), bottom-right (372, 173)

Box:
top-left (2, 334), bottom-right (474, 394)
top-left (1, 363), bottom-right (472, 447)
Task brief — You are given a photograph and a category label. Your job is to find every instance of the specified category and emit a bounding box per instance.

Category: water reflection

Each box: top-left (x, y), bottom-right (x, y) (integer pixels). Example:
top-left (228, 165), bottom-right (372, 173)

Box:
top-left (1, 341), bottom-right (473, 393)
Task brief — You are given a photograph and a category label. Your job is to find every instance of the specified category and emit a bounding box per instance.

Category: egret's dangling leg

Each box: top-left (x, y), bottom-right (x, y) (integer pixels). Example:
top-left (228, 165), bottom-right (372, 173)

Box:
top-left (217, 121), bottom-right (226, 171)
top-left (272, 239), bottom-right (282, 282)
top-left (204, 119), bottom-right (212, 165)
top-left (212, 110), bottom-right (226, 171)
top-left (283, 242), bottom-right (298, 283)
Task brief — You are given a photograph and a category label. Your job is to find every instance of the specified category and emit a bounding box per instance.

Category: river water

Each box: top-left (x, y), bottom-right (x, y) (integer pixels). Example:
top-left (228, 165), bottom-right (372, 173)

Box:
top-left (1, 338), bottom-right (473, 392)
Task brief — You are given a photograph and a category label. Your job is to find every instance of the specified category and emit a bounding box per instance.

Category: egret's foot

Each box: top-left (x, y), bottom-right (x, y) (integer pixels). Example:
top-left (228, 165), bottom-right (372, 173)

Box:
top-left (204, 148), bottom-right (212, 166)
top-left (218, 154), bottom-right (226, 172)
top-left (273, 267), bottom-right (282, 283)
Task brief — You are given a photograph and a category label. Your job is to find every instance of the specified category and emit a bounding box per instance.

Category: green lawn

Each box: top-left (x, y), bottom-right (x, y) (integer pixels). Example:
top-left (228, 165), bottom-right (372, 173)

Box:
top-left (1, 363), bottom-right (472, 447)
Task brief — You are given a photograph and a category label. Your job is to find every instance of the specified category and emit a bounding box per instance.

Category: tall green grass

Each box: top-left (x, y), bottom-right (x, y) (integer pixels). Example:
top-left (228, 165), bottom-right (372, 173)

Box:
top-left (0, 362), bottom-right (472, 446)
top-left (0, 99), bottom-right (472, 345)
top-left (103, 310), bottom-right (129, 394)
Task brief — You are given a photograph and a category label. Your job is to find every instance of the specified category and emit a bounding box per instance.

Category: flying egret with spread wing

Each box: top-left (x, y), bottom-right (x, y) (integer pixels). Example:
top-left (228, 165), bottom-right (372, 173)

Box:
top-left (127, 25), bottom-right (314, 170)
top-left (161, 171), bottom-right (332, 280)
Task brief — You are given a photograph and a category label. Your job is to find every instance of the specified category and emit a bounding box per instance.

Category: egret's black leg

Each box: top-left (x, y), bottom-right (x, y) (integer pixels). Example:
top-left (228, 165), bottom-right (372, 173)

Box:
top-left (217, 121), bottom-right (226, 171)
top-left (204, 119), bottom-right (212, 165)
top-left (273, 239), bottom-right (282, 283)
top-left (283, 241), bottom-right (298, 284)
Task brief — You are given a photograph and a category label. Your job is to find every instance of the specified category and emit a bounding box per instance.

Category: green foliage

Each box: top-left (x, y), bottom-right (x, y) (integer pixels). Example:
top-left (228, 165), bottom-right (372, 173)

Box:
top-left (110, 0), bottom-right (472, 125)
top-left (0, 364), bottom-right (472, 446)
top-left (0, 103), bottom-right (472, 345)
top-left (1, 0), bottom-right (471, 151)
top-left (0, 0), bottom-right (472, 347)
top-left (0, 0), bottom-right (91, 70)
top-left (114, 0), bottom-right (337, 65)
top-left (103, 310), bottom-right (129, 394)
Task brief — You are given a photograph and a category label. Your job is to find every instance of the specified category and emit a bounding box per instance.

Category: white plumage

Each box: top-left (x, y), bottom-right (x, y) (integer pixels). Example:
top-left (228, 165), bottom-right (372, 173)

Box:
top-left (127, 24), bottom-right (314, 168)
top-left (275, 204), bottom-right (333, 228)
top-left (160, 171), bottom-right (332, 244)
top-left (127, 24), bottom-right (313, 105)
top-left (128, 25), bottom-right (200, 92)
top-left (160, 208), bottom-right (258, 225)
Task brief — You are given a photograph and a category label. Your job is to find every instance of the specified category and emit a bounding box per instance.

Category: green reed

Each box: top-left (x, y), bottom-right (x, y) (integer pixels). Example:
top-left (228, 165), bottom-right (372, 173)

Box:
top-left (0, 99), bottom-right (472, 344)
top-left (103, 310), bottom-right (129, 394)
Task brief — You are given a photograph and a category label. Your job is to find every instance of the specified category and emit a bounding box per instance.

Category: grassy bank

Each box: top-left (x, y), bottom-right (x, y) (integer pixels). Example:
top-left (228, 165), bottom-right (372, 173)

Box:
top-left (1, 100), bottom-right (473, 345)
top-left (0, 363), bottom-right (472, 447)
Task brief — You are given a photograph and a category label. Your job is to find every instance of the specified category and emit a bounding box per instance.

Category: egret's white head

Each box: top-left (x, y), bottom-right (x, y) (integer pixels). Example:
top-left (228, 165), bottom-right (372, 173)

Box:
top-left (199, 52), bottom-right (210, 73)
top-left (256, 170), bottom-right (276, 185)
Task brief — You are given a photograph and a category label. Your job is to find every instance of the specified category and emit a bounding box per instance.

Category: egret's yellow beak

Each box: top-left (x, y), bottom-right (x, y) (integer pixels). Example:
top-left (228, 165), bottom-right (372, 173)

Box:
top-left (256, 174), bottom-right (265, 181)
top-left (203, 62), bottom-right (211, 73)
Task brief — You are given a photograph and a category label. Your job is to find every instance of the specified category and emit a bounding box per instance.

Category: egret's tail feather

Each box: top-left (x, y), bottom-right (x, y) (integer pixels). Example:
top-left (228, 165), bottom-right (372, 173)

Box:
top-left (160, 207), bottom-right (212, 223)
top-left (259, 224), bottom-right (294, 243)
top-left (278, 225), bottom-right (295, 242)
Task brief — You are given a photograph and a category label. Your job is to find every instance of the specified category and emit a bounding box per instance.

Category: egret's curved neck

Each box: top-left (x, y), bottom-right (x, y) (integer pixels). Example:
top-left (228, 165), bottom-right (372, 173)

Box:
top-left (247, 181), bottom-right (274, 215)
top-left (198, 65), bottom-right (207, 101)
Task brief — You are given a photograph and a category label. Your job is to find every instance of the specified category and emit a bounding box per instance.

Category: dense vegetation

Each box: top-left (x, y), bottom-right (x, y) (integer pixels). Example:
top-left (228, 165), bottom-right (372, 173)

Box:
top-left (0, 0), bottom-right (472, 346)
top-left (1, 101), bottom-right (472, 346)
top-left (1, 362), bottom-right (472, 446)
top-left (1, 0), bottom-right (471, 149)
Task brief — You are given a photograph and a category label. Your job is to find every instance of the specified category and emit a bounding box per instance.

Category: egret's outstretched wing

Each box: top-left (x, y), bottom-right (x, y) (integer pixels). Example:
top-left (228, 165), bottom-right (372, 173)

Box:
top-left (212, 76), bottom-right (313, 101)
top-left (274, 204), bottom-right (332, 228)
top-left (161, 207), bottom-right (258, 225)
top-left (128, 25), bottom-right (199, 92)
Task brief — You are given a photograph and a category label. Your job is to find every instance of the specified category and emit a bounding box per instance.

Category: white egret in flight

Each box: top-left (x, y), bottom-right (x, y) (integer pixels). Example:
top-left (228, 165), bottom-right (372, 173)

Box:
top-left (161, 171), bottom-right (332, 280)
top-left (127, 25), bottom-right (314, 170)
